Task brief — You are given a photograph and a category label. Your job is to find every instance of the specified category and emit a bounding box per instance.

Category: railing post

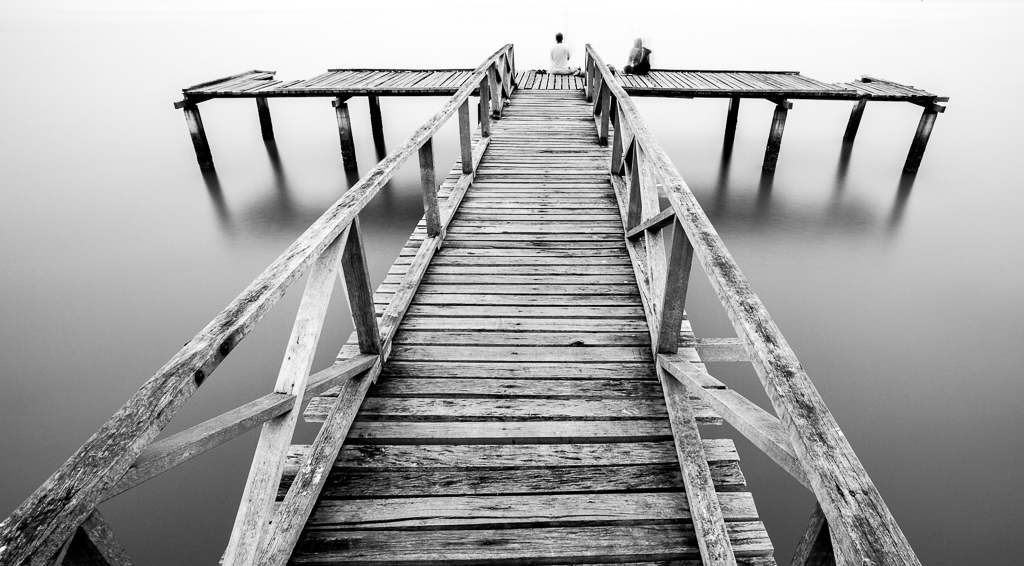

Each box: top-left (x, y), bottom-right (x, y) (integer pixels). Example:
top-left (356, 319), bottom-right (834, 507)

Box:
top-left (419, 137), bottom-right (442, 238)
top-left (256, 96), bottom-right (275, 141)
top-left (611, 104), bottom-right (624, 175)
top-left (488, 63), bottom-right (501, 118)
top-left (479, 76), bottom-right (492, 137)
top-left (332, 96), bottom-right (357, 172)
top-left (584, 56), bottom-right (593, 102)
top-left (459, 100), bottom-right (474, 174)
top-left (599, 85), bottom-right (611, 146)
top-left (657, 224), bottom-right (695, 354)
top-left (626, 143), bottom-right (643, 230)
top-left (842, 99), bottom-right (867, 143)
top-left (181, 103), bottom-right (215, 171)
top-left (340, 217), bottom-right (382, 357)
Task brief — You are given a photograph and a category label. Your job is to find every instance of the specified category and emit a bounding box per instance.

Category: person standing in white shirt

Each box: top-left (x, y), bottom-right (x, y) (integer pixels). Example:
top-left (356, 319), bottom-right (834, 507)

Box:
top-left (549, 33), bottom-right (581, 75)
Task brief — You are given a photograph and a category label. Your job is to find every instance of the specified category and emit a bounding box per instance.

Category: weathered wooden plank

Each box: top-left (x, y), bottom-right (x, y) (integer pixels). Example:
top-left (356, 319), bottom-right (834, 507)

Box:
top-left (306, 492), bottom-right (760, 529)
top-left (289, 523), bottom-right (773, 563)
top-left (661, 365), bottom-right (738, 566)
top-left (391, 330), bottom-right (651, 346)
top-left (393, 318), bottom-right (650, 333)
top-left (330, 418), bottom-right (720, 444)
top-left (280, 462), bottom-right (746, 499)
top-left (222, 230), bottom-right (345, 566)
top-left (367, 377), bottom-right (662, 398)
top-left (310, 397), bottom-right (676, 422)
top-left (379, 344), bottom-right (653, 363)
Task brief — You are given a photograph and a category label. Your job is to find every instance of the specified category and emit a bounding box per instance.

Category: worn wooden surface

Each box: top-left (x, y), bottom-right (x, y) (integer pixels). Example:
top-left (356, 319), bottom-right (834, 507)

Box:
top-left (282, 88), bottom-right (773, 565)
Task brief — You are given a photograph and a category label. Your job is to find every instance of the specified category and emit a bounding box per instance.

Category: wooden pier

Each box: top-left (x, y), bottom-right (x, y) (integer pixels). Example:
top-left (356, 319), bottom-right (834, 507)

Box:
top-left (1, 44), bottom-right (924, 566)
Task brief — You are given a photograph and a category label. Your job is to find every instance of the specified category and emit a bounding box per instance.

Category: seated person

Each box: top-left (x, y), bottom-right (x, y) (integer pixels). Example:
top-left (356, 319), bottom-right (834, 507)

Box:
top-left (623, 38), bottom-right (652, 75)
top-left (549, 32), bottom-right (581, 75)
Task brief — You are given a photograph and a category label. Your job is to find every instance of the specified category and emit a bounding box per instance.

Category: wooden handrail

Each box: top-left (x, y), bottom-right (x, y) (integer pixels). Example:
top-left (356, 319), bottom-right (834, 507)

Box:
top-left (586, 44), bottom-right (920, 566)
top-left (0, 44), bottom-right (514, 566)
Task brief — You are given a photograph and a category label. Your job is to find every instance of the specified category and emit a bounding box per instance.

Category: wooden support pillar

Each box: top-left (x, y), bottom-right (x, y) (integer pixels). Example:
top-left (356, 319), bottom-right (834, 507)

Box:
top-left (723, 97), bottom-right (740, 148)
top-left (903, 107), bottom-right (939, 174)
top-left (763, 99), bottom-right (792, 172)
top-left (182, 104), bottom-right (214, 171)
top-left (842, 99), bottom-right (867, 143)
top-left (332, 97), bottom-right (357, 171)
top-left (479, 77), bottom-right (491, 137)
top-left (256, 96), bottom-right (274, 141)
top-left (458, 100), bottom-right (473, 174)
top-left (368, 95), bottom-right (385, 149)
top-left (790, 503), bottom-right (837, 566)
top-left (657, 225), bottom-right (695, 354)
top-left (418, 138), bottom-right (442, 238)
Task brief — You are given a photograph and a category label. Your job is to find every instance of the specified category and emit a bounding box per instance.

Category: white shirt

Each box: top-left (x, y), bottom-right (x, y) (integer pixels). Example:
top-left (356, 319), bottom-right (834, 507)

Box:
top-left (550, 43), bottom-right (571, 72)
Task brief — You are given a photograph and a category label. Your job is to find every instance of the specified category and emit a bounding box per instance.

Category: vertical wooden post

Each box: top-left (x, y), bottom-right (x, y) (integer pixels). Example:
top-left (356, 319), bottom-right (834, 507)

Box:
top-left (625, 144), bottom-right (643, 230)
top-left (610, 105), bottom-right (624, 175)
top-left (903, 107), bottom-right (939, 174)
top-left (657, 225), bottom-right (695, 354)
top-left (418, 138), bottom-right (442, 238)
top-left (332, 97), bottom-right (357, 172)
top-left (585, 57), bottom-right (593, 102)
top-left (599, 86), bottom-right (611, 146)
top-left (843, 99), bottom-right (867, 143)
top-left (479, 77), bottom-right (491, 137)
top-left (255, 97), bottom-right (274, 141)
top-left (488, 64), bottom-right (501, 118)
top-left (763, 99), bottom-right (791, 172)
top-left (723, 97), bottom-right (740, 148)
top-left (368, 95), bottom-right (385, 149)
top-left (340, 218), bottom-right (382, 356)
top-left (458, 100), bottom-right (474, 174)
top-left (182, 104), bottom-right (214, 171)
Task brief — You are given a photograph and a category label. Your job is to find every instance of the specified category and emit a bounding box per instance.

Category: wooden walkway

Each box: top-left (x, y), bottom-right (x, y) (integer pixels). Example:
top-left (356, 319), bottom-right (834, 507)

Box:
top-left (280, 88), bottom-right (774, 564)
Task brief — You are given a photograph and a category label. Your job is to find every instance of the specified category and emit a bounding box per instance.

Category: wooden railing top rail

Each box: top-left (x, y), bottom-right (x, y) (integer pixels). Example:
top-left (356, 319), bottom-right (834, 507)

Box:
top-left (0, 44), bottom-right (514, 566)
top-left (586, 44), bottom-right (920, 566)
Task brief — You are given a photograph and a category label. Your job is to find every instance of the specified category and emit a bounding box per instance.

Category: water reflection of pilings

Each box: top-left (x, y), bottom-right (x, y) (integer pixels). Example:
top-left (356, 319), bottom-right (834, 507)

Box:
top-left (888, 173), bottom-right (916, 233)
top-left (834, 141), bottom-right (854, 194)
top-left (201, 170), bottom-right (230, 225)
top-left (264, 140), bottom-right (296, 215)
top-left (755, 169), bottom-right (775, 218)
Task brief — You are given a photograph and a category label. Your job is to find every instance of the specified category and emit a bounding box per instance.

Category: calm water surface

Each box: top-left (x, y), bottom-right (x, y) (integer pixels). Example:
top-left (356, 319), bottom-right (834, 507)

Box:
top-left (1, 2), bottom-right (1021, 564)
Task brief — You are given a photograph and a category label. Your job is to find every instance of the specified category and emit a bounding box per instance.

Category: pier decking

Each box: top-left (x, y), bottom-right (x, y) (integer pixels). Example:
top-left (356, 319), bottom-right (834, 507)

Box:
top-left (0, 44), bottom-right (924, 566)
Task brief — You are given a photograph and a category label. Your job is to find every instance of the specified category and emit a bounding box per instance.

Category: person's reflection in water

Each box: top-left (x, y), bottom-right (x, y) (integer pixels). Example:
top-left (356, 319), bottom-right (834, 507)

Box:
top-left (201, 169), bottom-right (230, 226)
top-left (888, 172), bottom-right (916, 234)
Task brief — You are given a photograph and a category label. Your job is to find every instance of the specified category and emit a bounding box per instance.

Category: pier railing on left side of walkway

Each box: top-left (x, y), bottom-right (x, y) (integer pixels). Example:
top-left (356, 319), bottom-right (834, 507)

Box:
top-left (0, 44), bottom-right (515, 566)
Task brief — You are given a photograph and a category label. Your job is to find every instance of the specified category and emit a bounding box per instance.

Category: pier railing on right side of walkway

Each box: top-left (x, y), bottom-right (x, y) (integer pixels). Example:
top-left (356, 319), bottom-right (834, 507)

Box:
top-left (585, 44), bottom-right (922, 566)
